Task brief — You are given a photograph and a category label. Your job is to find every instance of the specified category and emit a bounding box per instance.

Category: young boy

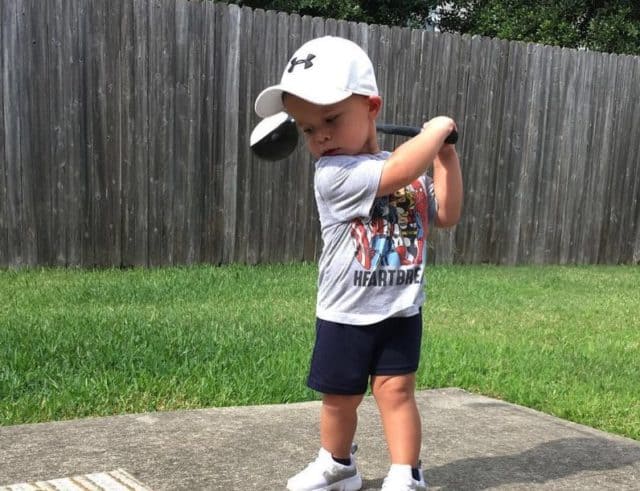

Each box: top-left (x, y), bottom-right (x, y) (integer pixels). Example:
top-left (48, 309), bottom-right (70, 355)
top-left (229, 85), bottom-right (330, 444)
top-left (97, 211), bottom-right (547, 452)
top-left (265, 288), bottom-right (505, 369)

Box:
top-left (255, 36), bottom-right (462, 491)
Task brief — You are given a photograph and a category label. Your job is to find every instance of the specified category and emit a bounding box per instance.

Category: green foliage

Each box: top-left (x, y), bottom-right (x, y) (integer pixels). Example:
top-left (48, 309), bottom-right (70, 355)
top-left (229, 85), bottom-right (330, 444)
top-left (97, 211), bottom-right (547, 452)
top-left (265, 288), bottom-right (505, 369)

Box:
top-left (583, 4), bottom-right (640, 55)
top-left (219, 0), bottom-right (640, 55)
top-left (439, 0), bottom-right (640, 55)
top-left (221, 0), bottom-right (439, 28)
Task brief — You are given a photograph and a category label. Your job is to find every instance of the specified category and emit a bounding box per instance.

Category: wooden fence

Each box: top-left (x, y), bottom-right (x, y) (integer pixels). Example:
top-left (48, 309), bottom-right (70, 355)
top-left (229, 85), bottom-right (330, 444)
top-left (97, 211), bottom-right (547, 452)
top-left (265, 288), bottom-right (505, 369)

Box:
top-left (1, 0), bottom-right (639, 267)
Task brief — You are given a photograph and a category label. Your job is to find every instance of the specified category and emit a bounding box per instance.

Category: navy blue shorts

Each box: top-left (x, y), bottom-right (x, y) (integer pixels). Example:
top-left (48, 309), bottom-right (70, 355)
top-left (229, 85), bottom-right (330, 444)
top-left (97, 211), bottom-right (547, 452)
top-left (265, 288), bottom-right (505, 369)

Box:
top-left (307, 312), bottom-right (422, 395)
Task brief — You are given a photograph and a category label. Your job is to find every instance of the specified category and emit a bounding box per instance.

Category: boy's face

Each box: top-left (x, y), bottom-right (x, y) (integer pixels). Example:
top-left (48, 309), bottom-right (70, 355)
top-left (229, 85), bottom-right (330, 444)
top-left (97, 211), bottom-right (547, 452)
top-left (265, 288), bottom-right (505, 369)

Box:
top-left (283, 94), bottom-right (381, 159)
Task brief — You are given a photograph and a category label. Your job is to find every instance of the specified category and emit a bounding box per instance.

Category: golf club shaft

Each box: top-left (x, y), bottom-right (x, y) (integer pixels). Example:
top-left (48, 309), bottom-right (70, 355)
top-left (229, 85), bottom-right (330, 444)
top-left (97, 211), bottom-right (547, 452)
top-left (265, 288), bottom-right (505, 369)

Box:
top-left (377, 124), bottom-right (459, 145)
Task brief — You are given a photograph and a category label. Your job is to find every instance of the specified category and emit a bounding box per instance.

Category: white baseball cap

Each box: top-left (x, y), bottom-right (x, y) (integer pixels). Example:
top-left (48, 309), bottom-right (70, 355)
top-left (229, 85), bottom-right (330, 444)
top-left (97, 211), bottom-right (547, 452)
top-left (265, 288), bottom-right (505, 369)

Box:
top-left (254, 36), bottom-right (379, 118)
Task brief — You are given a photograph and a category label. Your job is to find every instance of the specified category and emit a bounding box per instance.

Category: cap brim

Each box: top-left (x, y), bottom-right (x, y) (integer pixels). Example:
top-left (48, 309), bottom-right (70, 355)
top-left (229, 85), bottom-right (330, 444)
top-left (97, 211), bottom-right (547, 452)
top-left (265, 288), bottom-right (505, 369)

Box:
top-left (255, 83), bottom-right (353, 118)
top-left (255, 86), bottom-right (286, 118)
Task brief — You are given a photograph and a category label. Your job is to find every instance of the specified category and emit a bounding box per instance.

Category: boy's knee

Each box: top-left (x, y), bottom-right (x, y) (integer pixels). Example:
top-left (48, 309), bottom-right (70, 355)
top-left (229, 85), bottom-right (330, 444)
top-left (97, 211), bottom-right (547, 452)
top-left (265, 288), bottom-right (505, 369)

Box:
top-left (322, 393), bottom-right (364, 412)
top-left (371, 374), bottom-right (415, 404)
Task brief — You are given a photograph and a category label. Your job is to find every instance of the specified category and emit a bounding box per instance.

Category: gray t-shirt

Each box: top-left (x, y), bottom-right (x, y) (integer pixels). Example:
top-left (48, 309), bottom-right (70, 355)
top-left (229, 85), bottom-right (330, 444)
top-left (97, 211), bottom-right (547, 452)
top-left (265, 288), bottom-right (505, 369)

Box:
top-left (314, 151), bottom-right (437, 325)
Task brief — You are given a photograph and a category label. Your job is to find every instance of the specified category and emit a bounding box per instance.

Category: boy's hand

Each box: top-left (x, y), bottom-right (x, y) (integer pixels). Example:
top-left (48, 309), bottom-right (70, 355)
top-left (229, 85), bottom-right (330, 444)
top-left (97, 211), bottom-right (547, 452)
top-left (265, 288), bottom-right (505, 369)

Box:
top-left (421, 116), bottom-right (457, 148)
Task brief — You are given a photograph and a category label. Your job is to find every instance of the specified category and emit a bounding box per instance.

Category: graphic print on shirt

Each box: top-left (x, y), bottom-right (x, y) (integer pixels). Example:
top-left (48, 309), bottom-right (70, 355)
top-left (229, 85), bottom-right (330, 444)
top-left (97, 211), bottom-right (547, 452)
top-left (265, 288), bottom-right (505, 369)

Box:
top-left (351, 178), bottom-right (429, 270)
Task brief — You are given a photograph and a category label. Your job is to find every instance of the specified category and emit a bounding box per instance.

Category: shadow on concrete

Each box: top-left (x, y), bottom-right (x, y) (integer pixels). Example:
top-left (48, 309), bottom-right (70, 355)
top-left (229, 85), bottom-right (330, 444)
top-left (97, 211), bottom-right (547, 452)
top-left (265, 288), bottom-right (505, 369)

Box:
top-left (422, 437), bottom-right (640, 490)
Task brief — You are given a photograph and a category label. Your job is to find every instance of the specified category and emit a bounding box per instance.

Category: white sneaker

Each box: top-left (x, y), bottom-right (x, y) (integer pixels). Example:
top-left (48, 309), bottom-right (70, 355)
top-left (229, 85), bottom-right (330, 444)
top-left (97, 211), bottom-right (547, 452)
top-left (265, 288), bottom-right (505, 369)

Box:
top-left (381, 463), bottom-right (427, 490)
top-left (286, 446), bottom-right (362, 491)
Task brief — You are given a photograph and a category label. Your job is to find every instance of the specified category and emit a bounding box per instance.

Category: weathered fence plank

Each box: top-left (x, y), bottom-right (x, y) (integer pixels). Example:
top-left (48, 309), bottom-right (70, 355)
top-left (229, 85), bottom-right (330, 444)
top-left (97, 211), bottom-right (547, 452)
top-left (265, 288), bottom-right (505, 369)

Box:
top-left (204, 0), bottom-right (222, 265)
top-left (1, 0), bottom-right (639, 267)
top-left (626, 57), bottom-right (640, 264)
top-left (0, 0), bottom-right (7, 266)
top-left (10, 0), bottom-right (37, 266)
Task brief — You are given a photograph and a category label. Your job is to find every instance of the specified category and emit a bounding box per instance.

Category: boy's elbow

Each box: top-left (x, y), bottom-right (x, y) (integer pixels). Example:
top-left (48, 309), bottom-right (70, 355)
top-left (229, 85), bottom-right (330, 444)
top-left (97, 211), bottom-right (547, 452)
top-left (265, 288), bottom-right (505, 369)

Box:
top-left (435, 208), bottom-right (462, 228)
top-left (435, 217), bottom-right (458, 228)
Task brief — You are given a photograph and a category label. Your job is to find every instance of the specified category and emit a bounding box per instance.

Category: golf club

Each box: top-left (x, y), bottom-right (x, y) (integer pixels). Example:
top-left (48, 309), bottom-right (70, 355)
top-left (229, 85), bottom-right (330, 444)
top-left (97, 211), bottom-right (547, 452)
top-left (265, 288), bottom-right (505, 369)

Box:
top-left (250, 113), bottom-right (458, 161)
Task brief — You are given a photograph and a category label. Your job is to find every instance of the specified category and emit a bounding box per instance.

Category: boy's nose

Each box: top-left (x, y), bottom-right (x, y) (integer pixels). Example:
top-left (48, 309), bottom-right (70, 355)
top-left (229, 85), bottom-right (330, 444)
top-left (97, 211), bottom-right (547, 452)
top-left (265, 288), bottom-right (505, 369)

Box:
top-left (315, 129), bottom-right (331, 143)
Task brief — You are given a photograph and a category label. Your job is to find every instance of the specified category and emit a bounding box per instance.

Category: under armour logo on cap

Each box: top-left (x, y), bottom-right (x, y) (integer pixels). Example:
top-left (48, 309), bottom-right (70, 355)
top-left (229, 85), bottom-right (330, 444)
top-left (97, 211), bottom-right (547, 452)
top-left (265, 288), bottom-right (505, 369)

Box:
top-left (288, 54), bottom-right (316, 72)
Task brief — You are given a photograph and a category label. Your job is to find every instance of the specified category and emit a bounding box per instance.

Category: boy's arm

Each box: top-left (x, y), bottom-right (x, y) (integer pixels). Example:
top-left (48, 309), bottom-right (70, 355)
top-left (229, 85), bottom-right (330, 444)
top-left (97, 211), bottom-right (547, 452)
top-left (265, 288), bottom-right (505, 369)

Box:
top-left (432, 144), bottom-right (463, 228)
top-left (377, 116), bottom-right (457, 197)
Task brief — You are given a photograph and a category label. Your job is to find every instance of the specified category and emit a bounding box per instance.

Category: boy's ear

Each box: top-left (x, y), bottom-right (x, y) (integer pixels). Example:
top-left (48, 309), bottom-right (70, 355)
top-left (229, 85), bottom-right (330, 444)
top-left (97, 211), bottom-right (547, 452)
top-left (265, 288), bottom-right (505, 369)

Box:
top-left (368, 95), bottom-right (382, 118)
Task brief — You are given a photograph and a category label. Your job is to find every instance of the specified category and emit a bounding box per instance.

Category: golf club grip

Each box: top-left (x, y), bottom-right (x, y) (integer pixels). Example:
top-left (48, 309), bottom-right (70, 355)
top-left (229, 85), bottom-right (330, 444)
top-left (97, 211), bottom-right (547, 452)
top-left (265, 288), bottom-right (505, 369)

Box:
top-left (376, 124), bottom-right (459, 145)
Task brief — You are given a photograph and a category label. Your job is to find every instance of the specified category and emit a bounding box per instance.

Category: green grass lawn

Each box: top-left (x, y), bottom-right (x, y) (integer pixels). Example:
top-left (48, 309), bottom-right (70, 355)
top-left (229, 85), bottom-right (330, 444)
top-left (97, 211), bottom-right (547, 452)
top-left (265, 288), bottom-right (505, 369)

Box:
top-left (1, 264), bottom-right (638, 441)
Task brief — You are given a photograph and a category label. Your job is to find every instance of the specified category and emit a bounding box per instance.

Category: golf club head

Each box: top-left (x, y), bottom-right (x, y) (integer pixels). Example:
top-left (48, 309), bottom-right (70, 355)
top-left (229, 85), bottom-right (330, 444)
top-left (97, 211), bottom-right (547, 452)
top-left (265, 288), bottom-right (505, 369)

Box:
top-left (250, 112), bottom-right (299, 161)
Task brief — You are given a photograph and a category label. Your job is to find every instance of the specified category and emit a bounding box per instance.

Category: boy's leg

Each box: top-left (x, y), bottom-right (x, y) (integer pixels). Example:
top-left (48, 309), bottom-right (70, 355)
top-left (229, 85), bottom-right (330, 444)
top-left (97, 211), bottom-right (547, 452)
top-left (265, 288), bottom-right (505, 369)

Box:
top-left (320, 393), bottom-right (364, 458)
top-left (308, 319), bottom-right (375, 457)
top-left (286, 319), bottom-right (371, 490)
top-left (287, 392), bottom-right (363, 490)
top-left (371, 373), bottom-right (421, 466)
